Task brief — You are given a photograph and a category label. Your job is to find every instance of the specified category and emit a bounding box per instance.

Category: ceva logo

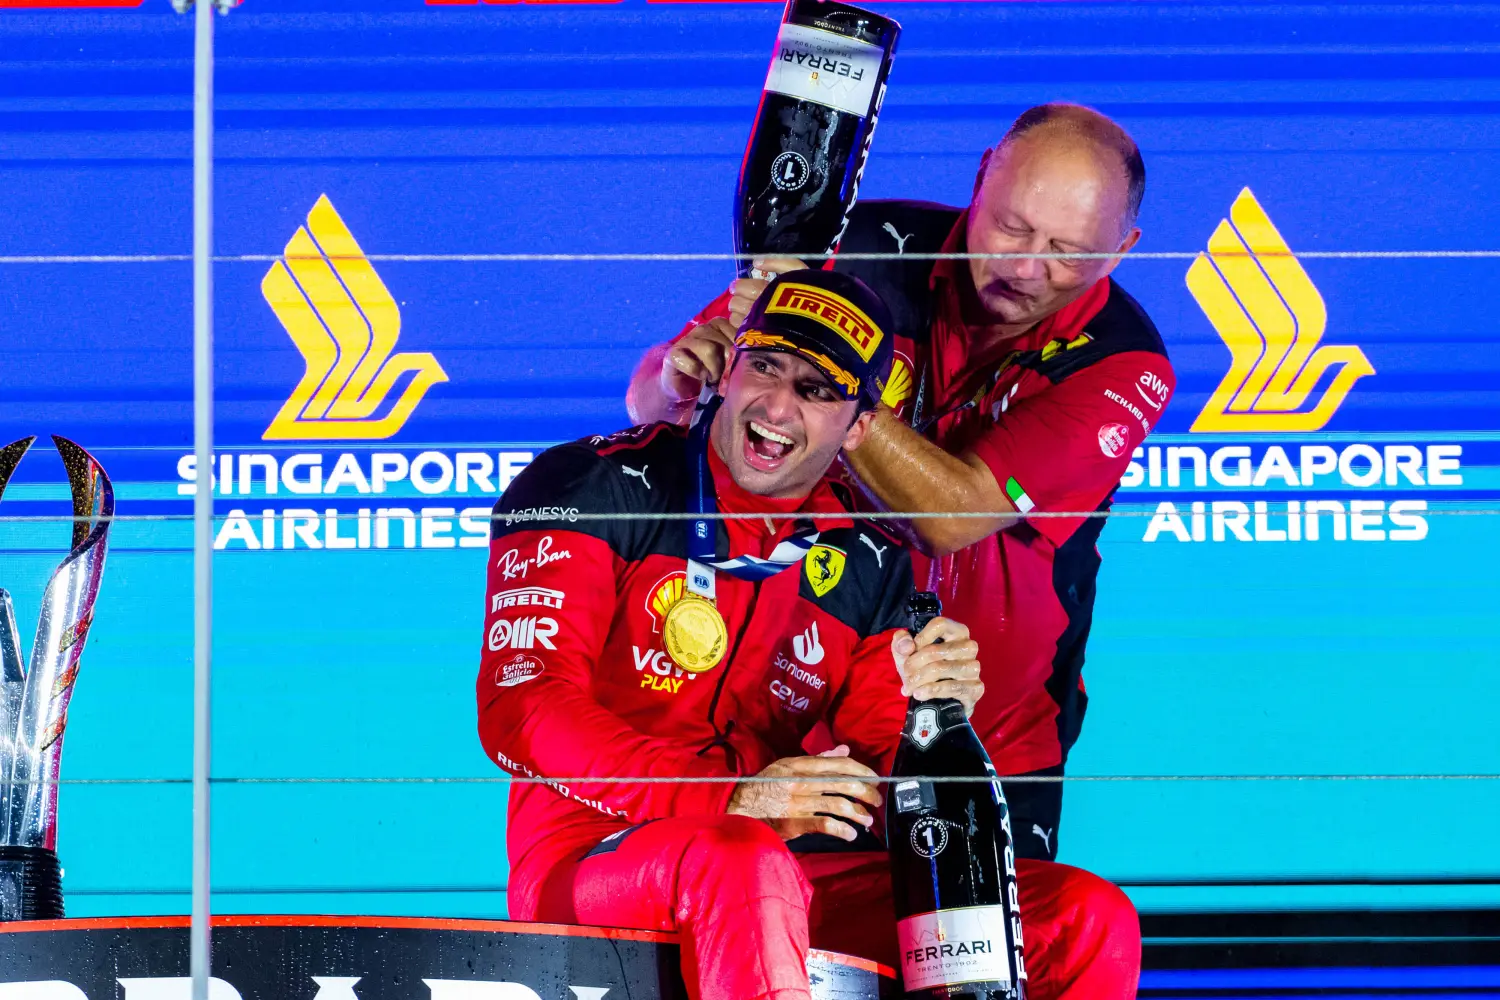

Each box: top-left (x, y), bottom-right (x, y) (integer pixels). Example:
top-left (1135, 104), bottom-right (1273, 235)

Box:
top-left (261, 195), bottom-right (448, 441)
top-left (1186, 188), bottom-right (1375, 432)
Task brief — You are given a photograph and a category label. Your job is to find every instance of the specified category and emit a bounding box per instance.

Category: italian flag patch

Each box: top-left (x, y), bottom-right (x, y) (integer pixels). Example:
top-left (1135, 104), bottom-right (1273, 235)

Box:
top-left (1005, 476), bottom-right (1035, 514)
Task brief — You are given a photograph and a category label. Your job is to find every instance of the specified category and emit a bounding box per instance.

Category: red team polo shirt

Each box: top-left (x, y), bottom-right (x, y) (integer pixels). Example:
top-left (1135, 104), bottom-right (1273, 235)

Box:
top-left (895, 212), bottom-right (1176, 776)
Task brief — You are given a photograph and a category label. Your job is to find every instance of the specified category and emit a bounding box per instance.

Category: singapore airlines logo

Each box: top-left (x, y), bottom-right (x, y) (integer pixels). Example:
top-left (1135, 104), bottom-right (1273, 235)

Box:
top-left (261, 195), bottom-right (448, 440)
top-left (1187, 188), bottom-right (1374, 432)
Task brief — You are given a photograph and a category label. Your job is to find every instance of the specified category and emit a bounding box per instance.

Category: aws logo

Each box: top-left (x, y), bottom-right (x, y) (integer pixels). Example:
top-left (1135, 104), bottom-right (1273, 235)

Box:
top-left (1187, 188), bottom-right (1375, 432)
top-left (261, 195), bottom-right (447, 440)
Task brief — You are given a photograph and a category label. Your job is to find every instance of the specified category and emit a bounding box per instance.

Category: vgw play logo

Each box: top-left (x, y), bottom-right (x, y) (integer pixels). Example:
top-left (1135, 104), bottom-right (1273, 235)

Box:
top-left (261, 195), bottom-right (447, 441)
top-left (1133, 188), bottom-right (1462, 544)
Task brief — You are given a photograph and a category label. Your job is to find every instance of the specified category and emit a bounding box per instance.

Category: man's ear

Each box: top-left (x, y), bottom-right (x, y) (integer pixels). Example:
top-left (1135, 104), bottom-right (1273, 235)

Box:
top-left (841, 407), bottom-right (880, 453)
top-left (719, 350), bottom-right (741, 388)
top-left (972, 147), bottom-right (995, 201)
top-left (1097, 226), bottom-right (1142, 280)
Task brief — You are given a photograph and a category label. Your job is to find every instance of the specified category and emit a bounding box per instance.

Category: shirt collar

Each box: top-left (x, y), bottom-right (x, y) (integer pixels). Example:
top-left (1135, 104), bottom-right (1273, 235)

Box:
top-left (929, 208), bottom-right (970, 292)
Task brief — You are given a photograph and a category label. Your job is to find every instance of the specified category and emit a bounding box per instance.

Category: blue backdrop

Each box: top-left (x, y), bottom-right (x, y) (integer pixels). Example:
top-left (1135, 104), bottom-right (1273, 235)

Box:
top-left (0, 0), bottom-right (1497, 918)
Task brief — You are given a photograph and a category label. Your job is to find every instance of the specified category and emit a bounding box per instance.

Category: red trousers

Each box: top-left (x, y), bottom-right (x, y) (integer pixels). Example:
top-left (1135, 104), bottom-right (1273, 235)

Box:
top-left (530, 815), bottom-right (1140, 1000)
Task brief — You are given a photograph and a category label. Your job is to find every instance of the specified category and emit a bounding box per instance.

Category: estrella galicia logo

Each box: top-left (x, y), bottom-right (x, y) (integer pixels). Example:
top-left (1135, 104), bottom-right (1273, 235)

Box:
top-left (261, 195), bottom-right (448, 440)
top-left (1187, 188), bottom-right (1375, 432)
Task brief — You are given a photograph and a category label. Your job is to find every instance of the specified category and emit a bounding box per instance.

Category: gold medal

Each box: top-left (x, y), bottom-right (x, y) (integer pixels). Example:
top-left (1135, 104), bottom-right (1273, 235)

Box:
top-left (662, 595), bottom-right (729, 674)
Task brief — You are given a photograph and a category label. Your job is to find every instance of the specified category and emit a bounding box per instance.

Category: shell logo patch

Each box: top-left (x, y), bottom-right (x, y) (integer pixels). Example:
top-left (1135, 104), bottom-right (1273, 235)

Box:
top-left (881, 353), bottom-right (915, 410)
top-left (646, 571), bottom-right (687, 632)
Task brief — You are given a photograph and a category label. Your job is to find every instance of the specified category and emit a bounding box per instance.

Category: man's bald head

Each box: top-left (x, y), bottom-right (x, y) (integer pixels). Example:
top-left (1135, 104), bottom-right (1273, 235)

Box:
top-left (962, 103), bottom-right (1145, 333)
top-left (991, 103), bottom-right (1145, 231)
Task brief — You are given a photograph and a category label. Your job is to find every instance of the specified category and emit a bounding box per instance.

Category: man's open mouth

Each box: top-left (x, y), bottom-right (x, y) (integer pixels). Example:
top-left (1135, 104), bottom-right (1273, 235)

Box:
top-left (986, 276), bottom-right (1030, 303)
top-left (744, 419), bottom-right (797, 469)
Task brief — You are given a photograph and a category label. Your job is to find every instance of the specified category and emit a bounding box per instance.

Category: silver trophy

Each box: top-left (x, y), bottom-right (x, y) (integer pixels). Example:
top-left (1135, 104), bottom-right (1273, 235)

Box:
top-left (0, 435), bottom-right (113, 920)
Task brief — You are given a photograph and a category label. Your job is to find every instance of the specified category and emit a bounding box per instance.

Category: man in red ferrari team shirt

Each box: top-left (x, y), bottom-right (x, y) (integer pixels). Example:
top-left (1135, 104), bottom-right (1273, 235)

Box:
top-left (628, 104), bottom-right (1175, 861)
top-left (481, 269), bottom-right (1140, 999)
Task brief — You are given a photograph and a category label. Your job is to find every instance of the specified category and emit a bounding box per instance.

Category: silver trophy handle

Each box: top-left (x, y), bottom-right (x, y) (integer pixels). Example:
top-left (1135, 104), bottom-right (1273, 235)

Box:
top-left (0, 590), bottom-right (23, 780)
top-left (0, 438), bottom-right (36, 818)
top-left (0, 593), bottom-right (24, 767)
top-left (1, 436), bottom-right (114, 849)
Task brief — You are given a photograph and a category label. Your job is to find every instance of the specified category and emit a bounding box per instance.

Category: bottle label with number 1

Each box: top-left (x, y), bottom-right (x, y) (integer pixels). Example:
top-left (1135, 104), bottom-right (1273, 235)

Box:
top-left (896, 905), bottom-right (1014, 991)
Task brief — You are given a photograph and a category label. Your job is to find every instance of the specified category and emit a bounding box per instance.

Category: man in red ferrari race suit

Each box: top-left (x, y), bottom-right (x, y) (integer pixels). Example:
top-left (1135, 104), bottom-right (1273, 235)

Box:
top-left (478, 270), bottom-right (1139, 999)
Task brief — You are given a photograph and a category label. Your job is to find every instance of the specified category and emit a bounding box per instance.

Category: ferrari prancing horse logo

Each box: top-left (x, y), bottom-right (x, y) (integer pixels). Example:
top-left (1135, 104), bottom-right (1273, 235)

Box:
top-left (805, 544), bottom-right (846, 598)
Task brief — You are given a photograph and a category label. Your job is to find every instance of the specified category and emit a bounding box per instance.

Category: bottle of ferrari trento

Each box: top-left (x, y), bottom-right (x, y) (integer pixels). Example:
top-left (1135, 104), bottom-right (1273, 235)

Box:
top-left (887, 593), bottom-right (1027, 999)
top-left (732, 0), bottom-right (900, 276)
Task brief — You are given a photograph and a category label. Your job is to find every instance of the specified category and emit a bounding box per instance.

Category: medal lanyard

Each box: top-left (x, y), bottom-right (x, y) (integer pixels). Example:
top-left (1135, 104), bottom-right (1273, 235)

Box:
top-left (910, 349), bottom-right (1007, 437)
top-left (685, 393), bottom-right (820, 602)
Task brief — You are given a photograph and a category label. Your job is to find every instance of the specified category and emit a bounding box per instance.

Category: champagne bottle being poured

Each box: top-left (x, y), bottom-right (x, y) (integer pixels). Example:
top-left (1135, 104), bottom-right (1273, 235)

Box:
top-left (732, 0), bottom-right (901, 277)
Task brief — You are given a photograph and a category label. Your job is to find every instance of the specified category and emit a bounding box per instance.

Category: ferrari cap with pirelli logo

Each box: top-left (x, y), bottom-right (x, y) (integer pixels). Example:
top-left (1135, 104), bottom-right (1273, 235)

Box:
top-left (736, 269), bottom-right (895, 405)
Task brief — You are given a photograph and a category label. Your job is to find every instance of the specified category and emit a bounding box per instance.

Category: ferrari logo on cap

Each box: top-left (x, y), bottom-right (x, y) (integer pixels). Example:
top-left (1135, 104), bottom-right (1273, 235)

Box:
top-left (805, 544), bottom-right (846, 598)
top-left (766, 282), bottom-right (884, 361)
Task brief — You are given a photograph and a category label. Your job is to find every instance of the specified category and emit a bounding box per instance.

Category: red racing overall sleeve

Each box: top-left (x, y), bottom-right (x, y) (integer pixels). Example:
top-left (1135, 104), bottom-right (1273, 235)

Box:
top-left (626, 291), bottom-right (733, 425)
top-left (477, 445), bottom-right (736, 822)
top-left (969, 353), bottom-right (1176, 547)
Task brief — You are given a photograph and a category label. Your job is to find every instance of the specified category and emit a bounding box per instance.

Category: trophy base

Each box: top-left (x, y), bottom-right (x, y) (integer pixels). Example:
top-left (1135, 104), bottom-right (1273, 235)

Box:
top-left (0, 846), bottom-right (64, 922)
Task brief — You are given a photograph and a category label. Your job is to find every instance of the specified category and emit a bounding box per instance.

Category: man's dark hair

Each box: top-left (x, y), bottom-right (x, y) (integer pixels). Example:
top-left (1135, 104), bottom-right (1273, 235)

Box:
top-left (999, 103), bottom-right (1145, 229)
